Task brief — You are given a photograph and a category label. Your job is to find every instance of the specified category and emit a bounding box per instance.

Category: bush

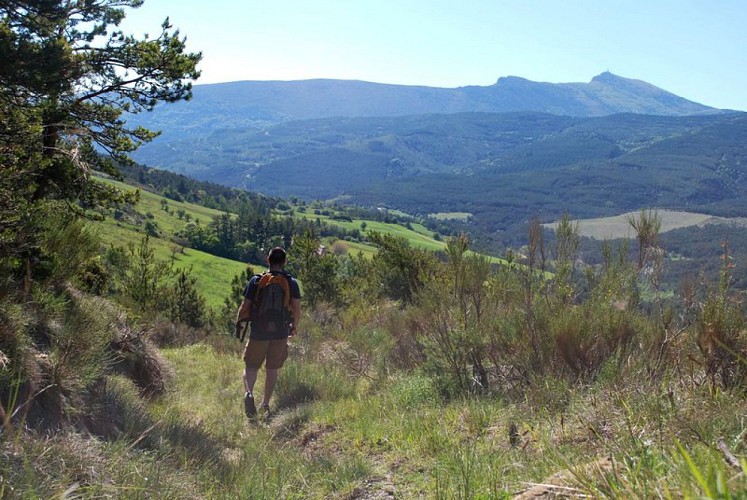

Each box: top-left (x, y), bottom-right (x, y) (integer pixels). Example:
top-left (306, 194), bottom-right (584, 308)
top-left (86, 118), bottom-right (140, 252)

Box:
top-left (549, 303), bottom-right (636, 379)
top-left (1, 286), bottom-right (160, 431)
top-left (110, 320), bottom-right (172, 398)
top-left (0, 300), bottom-right (39, 428)
top-left (82, 374), bottom-right (152, 441)
top-left (696, 290), bottom-right (747, 389)
top-left (47, 290), bottom-right (114, 392)
top-left (145, 319), bottom-right (208, 347)
top-left (38, 213), bottom-right (101, 287)
top-left (163, 268), bottom-right (207, 328)
top-left (325, 327), bottom-right (394, 381)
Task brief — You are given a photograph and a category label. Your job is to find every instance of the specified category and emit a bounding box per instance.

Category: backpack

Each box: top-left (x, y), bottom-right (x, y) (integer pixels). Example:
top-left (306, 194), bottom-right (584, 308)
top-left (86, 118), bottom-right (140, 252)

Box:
top-left (250, 271), bottom-right (292, 336)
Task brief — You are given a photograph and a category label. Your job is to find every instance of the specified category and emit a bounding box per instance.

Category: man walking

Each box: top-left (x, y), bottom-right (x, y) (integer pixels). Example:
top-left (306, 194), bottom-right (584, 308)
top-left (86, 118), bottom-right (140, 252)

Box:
top-left (236, 247), bottom-right (301, 419)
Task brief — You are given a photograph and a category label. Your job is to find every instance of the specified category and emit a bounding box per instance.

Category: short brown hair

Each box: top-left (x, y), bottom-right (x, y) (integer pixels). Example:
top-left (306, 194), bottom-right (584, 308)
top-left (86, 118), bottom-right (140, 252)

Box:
top-left (268, 247), bottom-right (287, 266)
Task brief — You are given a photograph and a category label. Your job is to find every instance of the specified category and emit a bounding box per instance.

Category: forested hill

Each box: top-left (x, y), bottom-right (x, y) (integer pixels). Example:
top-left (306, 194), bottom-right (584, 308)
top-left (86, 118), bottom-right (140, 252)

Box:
top-left (129, 110), bottom-right (747, 238)
top-left (125, 72), bottom-right (747, 252)
top-left (126, 72), bottom-right (718, 139)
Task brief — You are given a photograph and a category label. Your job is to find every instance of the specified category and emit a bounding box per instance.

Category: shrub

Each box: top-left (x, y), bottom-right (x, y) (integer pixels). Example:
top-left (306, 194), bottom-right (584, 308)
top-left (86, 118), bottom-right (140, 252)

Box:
top-left (1, 287), bottom-right (144, 431)
top-left (37, 212), bottom-right (101, 287)
top-left (82, 374), bottom-right (152, 441)
top-left (694, 243), bottom-right (747, 390)
top-left (695, 290), bottom-right (747, 390)
top-left (0, 301), bottom-right (40, 428)
top-left (145, 320), bottom-right (208, 348)
top-left (326, 326), bottom-right (394, 381)
top-left (549, 304), bottom-right (636, 380)
top-left (110, 320), bottom-right (172, 398)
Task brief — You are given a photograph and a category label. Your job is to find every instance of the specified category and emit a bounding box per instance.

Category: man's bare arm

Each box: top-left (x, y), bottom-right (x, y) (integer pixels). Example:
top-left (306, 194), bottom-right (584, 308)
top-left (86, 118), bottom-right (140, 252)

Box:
top-left (290, 298), bottom-right (301, 333)
top-left (237, 298), bottom-right (252, 323)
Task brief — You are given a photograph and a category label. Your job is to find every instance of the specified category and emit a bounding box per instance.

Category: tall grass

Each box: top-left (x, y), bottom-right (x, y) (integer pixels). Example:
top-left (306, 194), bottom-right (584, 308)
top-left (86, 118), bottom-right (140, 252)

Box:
top-left (6, 210), bottom-right (747, 497)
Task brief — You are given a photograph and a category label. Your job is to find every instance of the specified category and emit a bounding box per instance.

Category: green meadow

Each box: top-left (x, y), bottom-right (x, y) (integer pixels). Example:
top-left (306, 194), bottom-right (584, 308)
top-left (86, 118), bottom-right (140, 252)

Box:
top-left (95, 178), bottom-right (247, 310)
top-left (96, 220), bottom-right (247, 310)
top-left (93, 181), bottom-right (507, 312)
top-left (293, 208), bottom-right (446, 252)
top-left (293, 207), bottom-right (506, 264)
top-left (429, 211), bottom-right (472, 221)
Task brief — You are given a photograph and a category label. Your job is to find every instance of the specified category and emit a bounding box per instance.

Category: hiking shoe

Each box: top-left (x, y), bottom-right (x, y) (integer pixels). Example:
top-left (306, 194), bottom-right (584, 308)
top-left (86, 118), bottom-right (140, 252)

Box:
top-left (244, 392), bottom-right (256, 418)
top-left (260, 403), bottom-right (272, 421)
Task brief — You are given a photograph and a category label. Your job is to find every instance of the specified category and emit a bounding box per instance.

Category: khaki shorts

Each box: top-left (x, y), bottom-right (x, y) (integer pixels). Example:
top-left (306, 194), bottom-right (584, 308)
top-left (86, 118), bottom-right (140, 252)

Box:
top-left (243, 338), bottom-right (288, 370)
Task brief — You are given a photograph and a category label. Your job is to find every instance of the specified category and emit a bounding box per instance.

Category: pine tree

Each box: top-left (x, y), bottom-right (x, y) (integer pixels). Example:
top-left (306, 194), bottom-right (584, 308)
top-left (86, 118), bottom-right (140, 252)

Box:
top-left (1, 0), bottom-right (200, 206)
top-left (0, 0), bottom-right (201, 287)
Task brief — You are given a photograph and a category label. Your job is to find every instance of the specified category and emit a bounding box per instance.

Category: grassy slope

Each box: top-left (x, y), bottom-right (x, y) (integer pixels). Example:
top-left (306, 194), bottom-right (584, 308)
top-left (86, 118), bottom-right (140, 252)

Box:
top-left (98, 222), bottom-right (247, 311)
top-left (293, 208), bottom-right (445, 251)
top-left (294, 208), bottom-right (505, 264)
top-left (98, 181), bottom-right (453, 307)
top-left (96, 180), bottom-right (504, 310)
top-left (37, 340), bottom-right (737, 498)
top-left (183, 342), bottom-right (747, 497)
top-left (6, 183), bottom-right (745, 496)
top-left (104, 177), bottom-right (229, 232)
top-left (6, 328), bottom-right (745, 497)
top-left (96, 179), bottom-right (247, 310)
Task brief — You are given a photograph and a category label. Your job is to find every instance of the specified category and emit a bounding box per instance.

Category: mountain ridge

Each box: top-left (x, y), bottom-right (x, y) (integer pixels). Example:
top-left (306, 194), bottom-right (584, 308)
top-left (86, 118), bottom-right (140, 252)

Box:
top-left (127, 72), bottom-right (720, 144)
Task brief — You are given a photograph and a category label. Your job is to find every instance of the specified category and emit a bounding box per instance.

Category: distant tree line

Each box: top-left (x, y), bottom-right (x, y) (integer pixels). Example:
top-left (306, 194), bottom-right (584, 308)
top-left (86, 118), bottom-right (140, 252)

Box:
top-left (178, 203), bottom-right (363, 264)
top-left (118, 163), bottom-right (271, 214)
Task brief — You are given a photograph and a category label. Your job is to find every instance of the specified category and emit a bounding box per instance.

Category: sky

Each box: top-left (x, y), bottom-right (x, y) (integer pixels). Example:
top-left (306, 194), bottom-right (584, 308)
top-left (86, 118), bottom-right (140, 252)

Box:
top-left (120, 0), bottom-right (747, 111)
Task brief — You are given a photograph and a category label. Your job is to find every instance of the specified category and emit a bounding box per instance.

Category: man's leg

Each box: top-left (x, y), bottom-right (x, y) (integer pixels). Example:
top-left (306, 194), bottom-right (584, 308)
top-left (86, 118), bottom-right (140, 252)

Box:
top-left (262, 368), bottom-right (278, 407)
top-left (262, 339), bottom-right (288, 408)
top-left (243, 340), bottom-right (269, 418)
top-left (242, 365), bottom-right (259, 417)
top-left (244, 365), bottom-right (259, 394)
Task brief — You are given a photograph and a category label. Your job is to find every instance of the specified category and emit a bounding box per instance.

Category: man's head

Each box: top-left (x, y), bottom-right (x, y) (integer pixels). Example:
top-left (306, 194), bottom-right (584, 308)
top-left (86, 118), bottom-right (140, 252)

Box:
top-left (267, 247), bottom-right (287, 269)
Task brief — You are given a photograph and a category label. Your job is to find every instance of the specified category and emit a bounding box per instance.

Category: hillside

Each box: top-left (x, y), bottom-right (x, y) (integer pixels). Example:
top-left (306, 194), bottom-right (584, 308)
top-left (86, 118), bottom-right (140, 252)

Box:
top-left (7, 180), bottom-right (747, 496)
top-left (94, 178), bottom-right (248, 310)
top-left (7, 165), bottom-right (747, 497)
top-left (122, 72), bottom-right (747, 255)
top-left (92, 172), bottom-right (477, 305)
top-left (127, 74), bottom-right (726, 196)
top-left (127, 109), bottom-right (747, 249)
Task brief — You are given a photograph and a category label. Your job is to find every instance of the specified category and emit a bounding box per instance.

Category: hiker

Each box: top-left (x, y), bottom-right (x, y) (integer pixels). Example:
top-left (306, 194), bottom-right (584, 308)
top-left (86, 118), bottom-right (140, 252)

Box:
top-left (235, 247), bottom-right (301, 419)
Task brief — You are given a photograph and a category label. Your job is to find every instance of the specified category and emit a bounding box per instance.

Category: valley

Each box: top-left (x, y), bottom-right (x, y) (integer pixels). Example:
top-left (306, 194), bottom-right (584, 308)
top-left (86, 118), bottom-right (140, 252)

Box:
top-left (126, 81), bottom-right (747, 256)
top-left (5, 7), bottom-right (747, 494)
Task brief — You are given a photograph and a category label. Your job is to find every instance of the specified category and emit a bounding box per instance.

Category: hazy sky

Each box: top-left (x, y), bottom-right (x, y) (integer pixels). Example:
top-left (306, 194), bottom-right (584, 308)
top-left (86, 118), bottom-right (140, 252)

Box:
top-left (120, 0), bottom-right (747, 111)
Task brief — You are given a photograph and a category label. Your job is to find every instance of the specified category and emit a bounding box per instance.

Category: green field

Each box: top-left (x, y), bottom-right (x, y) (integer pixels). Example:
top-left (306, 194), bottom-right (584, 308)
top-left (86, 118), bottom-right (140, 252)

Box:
top-left (294, 208), bottom-right (506, 264)
top-left (325, 239), bottom-right (378, 259)
top-left (294, 209), bottom-right (447, 252)
top-left (545, 210), bottom-right (736, 240)
top-left (96, 220), bottom-right (247, 310)
top-left (104, 178), bottom-right (229, 232)
top-left (95, 178), bottom-right (247, 310)
top-left (429, 212), bottom-right (472, 221)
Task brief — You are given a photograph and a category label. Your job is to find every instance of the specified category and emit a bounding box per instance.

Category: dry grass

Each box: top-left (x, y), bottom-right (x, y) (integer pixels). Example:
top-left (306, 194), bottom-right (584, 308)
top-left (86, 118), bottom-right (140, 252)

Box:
top-left (545, 210), bottom-right (743, 240)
